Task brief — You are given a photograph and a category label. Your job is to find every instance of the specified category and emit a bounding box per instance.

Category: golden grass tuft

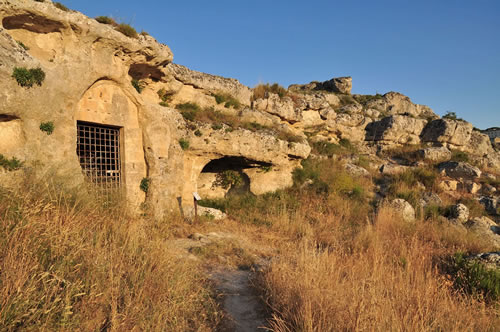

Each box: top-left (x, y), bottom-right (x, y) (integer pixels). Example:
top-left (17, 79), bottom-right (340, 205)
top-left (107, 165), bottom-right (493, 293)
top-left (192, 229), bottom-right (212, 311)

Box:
top-left (0, 172), bottom-right (221, 331)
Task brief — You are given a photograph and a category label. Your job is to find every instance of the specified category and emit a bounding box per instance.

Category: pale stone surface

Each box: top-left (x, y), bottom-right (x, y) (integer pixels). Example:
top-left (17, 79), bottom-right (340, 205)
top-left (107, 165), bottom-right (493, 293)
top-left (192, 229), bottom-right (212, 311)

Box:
top-left (421, 119), bottom-right (473, 147)
top-left (365, 115), bottom-right (427, 144)
top-left (289, 76), bottom-right (352, 94)
top-left (364, 92), bottom-right (436, 118)
top-left (450, 203), bottom-right (469, 223)
top-left (166, 63), bottom-right (252, 106)
top-left (438, 161), bottom-right (482, 179)
top-left (417, 146), bottom-right (452, 162)
top-left (379, 163), bottom-right (409, 175)
top-left (439, 179), bottom-right (459, 191)
top-left (344, 163), bottom-right (370, 177)
top-left (253, 93), bottom-right (302, 122)
top-left (387, 198), bottom-right (416, 222)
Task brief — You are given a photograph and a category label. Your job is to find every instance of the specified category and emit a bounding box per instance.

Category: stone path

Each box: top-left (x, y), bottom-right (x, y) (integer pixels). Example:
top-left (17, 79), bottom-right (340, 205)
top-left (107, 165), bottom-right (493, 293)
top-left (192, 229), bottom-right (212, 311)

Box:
top-left (210, 268), bottom-right (268, 332)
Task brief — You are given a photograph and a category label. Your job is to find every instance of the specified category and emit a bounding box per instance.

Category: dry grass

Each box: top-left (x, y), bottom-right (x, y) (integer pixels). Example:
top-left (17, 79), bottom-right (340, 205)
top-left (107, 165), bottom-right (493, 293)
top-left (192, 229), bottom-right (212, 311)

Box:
top-left (258, 210), bottom-right (498, 332)
top-left (0, 172), bottom-right (221, 331)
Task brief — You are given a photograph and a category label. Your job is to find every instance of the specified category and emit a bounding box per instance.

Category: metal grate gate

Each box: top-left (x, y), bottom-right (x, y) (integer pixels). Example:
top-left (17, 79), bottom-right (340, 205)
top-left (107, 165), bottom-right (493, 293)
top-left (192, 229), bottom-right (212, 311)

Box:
top-left (76, 121), bottom-right (121, 193)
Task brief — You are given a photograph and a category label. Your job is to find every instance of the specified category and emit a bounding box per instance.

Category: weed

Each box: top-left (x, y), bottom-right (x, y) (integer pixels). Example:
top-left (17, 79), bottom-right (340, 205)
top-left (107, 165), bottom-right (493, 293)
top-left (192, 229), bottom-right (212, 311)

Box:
top-left (95, 16), bottom-right (116, 25)
top-left (116, 23), bottom-right (138, 38)
top-left (140, 177), bottom-right (150, 193)
top-left (12, 67), bottom-right (45, 88)
top-left (253, 83), bottom-right (287, 100)
top-left (446, 253), bottom-right (500, 302)
top-left (39, 121), bottom-right (54, 135)
top-left (179, 138), bottom-right (190, 150)
top-left (212, 92), bottom-right (241, 109)
top-left (194, 129), bottom-right (202, 137)
top-left (140, 30), bottom-right (149, 36)
top-left (131, 79), bottom-right (144, 93)
top-left (53, 2), bottom-right (69, 11)
top-left (211, 123), bottom-right (223, 130)
top-left (17, 41), bottom-right (29, 50)
top-left (176, 102), bottom-right (201, 121)
top-left (353, 93), bottom-right (383, 105)
top-left (451, 150), bottom-right (470, 163)
top-left (159, 101), bottom-right (169, 107)
top-left (0, 154), bottom-right (23, 171)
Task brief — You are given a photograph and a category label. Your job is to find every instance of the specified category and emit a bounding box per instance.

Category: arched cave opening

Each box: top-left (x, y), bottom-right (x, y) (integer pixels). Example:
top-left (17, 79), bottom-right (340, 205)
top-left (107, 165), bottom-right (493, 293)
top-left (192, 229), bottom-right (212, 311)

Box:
top-left (198, 156), bottom-right (271, 199)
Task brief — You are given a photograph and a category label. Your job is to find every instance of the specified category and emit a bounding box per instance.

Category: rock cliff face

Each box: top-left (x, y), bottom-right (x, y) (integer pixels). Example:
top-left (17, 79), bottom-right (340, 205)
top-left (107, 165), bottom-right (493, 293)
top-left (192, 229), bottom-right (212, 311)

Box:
top-left (1, 0), bottom-right (498, 218)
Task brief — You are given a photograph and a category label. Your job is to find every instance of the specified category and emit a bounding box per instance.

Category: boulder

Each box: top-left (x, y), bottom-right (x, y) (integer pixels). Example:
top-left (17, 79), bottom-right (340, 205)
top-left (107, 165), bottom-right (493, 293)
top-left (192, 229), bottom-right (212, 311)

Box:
top-left (318, 76), bottom-right (352, 94)
top-left (421, 119), bottom-right (473, 147)
top-left (437, 161), bottom-right (481, 180)
top-left (479, 196), bottom-right (498, 215)
top-left (465, 217), bottom-right (500, 246)
top-left (421, 192), bottom-right (442, 207)
top-left (386, 198), bottom-right (416, 222)
top-left (469, 252), bottom-right (500, 269)
top-left (185, 206), bottom-right (227, 220)
top-left (364, 92), bottom-right (435, 118)
top-left (417, 146), bottom-right (452, 162)
top-left (379, 164), bottom-right (409, 175)
top-left (365, 115), bottom-right (427, 144)
top-left (439, 180), bottom-right (459, 191)
top-left (344, 163), bottom-right (370, 177)
top-left (253, 93), bottom-right (302, 122)
top-left (467, 130), bottom-right (495, 156)
top-left (450, 203), bottom-right (469, 223)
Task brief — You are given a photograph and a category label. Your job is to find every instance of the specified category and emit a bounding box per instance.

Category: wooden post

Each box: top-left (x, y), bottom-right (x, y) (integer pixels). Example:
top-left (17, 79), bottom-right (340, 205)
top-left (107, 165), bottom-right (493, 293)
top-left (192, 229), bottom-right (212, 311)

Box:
top-left (193, 192), bottom-right (201, 222)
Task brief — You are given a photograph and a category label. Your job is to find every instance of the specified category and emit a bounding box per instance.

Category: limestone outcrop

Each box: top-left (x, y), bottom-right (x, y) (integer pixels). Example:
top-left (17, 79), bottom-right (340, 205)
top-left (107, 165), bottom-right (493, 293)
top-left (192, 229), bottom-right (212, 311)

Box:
top-left (365, 115), bottom-right (427, 144)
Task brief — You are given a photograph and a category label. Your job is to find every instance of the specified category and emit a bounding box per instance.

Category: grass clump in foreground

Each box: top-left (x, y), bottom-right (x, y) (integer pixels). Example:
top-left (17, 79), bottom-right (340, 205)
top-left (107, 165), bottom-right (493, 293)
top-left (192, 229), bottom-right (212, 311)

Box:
top-left (0, 172), bottom-right (221, 331)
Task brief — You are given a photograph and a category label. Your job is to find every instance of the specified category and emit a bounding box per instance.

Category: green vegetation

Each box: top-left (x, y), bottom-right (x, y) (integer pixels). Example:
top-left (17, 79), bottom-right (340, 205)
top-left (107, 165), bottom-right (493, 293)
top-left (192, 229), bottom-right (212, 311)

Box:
top-left (194, 129), bottom-right (202, 137)
top-left (95, 16), bottom-right (116, 25)
top-left (175, 102), bottom-right (201, 121)
top-left (140, 177), bottom-right (150, 193)
top-left (252, 83), bottom-right (288, 100)
top-left (214, 170), bottom-right (243, 189)
top-left (157, 88), bottom-right (172, 107)
top-left (179, 138), bottom-right (190, 150)
top-left (450, 149), bottom-right (470, 163)
top-left (446, 253), bottom-right (500, 302)
top-left (131, 79), bottom-right (144, 93)
top-left (12, 67), bottom-right (46, 88)
top-left (212, 92), bottom-right (241, 109)
top-left (443, 111), bottom-right (457, 120)
top-left (17, 41), bottom-right (29, 50)
top-left (53, 2), bottom-right (69, 11)
top-left (0, 154), bottom-right (23, 171)
top-left (353, 93), bottom-right (384, 105)
top-left (311, 138), bottom-right (356, 157)
top-left (116, 23), bottom-right (138, 38)
top-left (39, 121), bottom-right (55, 135)
top-left (140, 30), bottom-right (149, 36)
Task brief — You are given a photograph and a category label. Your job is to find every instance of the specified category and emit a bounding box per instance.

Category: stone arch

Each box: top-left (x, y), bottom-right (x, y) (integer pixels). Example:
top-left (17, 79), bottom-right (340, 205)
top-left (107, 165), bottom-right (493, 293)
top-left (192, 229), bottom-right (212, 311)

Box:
top-left (196, 156), bottom-right (271, 199)
top-left (75, 80), bottom-right (146, 208)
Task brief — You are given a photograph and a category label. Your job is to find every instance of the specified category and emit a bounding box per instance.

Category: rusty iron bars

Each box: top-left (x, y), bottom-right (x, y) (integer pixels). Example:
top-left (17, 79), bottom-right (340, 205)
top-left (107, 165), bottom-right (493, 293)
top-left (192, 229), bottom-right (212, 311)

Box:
top-left (76, 121), bottom-right (121, 195)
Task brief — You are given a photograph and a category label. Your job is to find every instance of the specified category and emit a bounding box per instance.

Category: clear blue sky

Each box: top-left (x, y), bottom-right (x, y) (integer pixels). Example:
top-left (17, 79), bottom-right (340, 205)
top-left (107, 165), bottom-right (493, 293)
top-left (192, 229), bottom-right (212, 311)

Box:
top-left (60, 0), bottom-right (500, 129)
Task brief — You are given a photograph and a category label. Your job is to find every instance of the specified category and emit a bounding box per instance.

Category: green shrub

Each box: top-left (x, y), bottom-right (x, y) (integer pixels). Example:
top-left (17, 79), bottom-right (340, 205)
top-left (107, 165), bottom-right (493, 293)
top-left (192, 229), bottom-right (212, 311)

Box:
top-left (53, 2), bottom-right (69, 11)
top-left (39, 121), bottom-right (54, 135)
top-left (212, 92), bottom-right (241, 109)
top-left (179, 138), bottom-right (190, 150)
top-left (0, 154), bottom-right (23, 171)
top-left (159, 101), bottom-right (169, 107)
top-left (443, 111), bottom-right (457, 120)
top-left (211, 123), bottom-right (223, 130)
top-left (353, 93), bottom-right (383, 105)
top-left (312, 141), bottom-right (341, 157)
top-left (446, 253), bottom-right (500, 302)
top-left (131, 79), bottom-right (144, 93)
top-left (176, 102), bottom-right (201, 121)
top-left (17, 41), bottom-right (29, 50)
top-left (116, 23), bottom-right (138, 38)
top-left (194, 129), bottom-right (202, 137)
top-left (95, 16), bottom-right (116, 25)
top-left (214, 170), bottom-right (243, 189)
top-left (12, 67), bottom-right (45, 88)
top-left (140, 177), bottom-right (150, 193)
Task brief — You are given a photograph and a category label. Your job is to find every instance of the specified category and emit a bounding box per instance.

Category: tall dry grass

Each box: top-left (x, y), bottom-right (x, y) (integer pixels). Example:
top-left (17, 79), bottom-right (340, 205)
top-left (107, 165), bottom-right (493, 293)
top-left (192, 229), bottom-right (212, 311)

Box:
top-left (258, 209), bottom-right (498, 332)
top-left (0, 171), bottom-right (221, 331)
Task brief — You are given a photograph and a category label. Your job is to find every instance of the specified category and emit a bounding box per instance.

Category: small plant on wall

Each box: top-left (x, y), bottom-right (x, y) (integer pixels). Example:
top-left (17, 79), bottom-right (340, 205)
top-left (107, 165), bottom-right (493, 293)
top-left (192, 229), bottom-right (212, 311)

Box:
top-left (39, 121), bottom-right (54, 135)
top-left (12, 67), bottom-right (45, 88)
top-left (179, 138), bottom-right (190, 150)
top-left (140, 177), bottom-right (150, 193)
top-left (131, 79), bottom-right (144, 93)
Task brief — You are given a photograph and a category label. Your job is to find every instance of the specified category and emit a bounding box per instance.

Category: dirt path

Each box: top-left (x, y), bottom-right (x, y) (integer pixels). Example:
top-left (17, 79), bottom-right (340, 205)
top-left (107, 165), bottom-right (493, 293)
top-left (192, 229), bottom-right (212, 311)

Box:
top-left (210, 267), bottom-right (269, 332)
